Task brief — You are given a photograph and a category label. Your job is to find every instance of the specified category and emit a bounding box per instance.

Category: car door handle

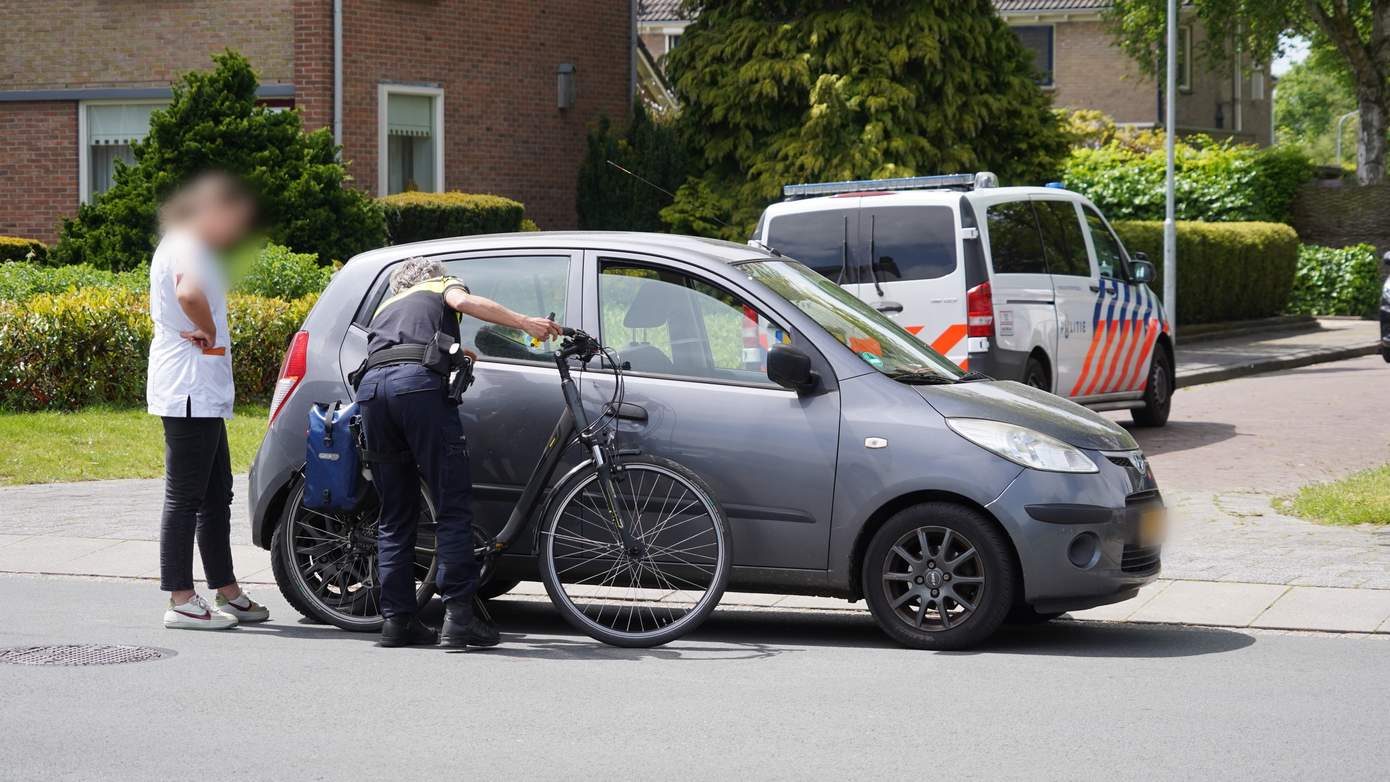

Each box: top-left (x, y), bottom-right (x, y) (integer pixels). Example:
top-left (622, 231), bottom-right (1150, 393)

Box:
top-left (606, 402), bottom-right (648, 422)
top-left (1089, 284), bottom-right (1101, 293)
top-left (872, 300), bottom-right (904, 314)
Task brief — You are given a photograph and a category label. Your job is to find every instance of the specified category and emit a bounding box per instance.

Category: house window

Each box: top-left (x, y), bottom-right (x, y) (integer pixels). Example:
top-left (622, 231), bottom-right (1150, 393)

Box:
top-left (1178, 25), bottom-right (1193, 93)
top-left (1013, 25), bottom-right (1055, 87)
top-left (665, 34), bottom-right (682, 53)
top-left (378, 85), bottom-right (444, 195)
top-left (78, 101), bottom-right (165, 202)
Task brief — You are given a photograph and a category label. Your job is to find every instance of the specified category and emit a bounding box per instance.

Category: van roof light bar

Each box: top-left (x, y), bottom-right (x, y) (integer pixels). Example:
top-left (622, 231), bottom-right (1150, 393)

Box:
top-left (781, 172), bottom-right (997, 200)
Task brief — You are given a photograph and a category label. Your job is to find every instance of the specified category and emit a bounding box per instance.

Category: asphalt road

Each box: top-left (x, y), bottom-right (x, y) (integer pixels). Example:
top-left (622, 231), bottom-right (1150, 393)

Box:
top-left (2, 574), bottom-right (1386, 781)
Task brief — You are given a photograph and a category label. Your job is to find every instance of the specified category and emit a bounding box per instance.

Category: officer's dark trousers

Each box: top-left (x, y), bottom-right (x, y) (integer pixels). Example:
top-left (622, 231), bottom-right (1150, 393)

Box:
top-left (356, 364), bottom-right (478, 618)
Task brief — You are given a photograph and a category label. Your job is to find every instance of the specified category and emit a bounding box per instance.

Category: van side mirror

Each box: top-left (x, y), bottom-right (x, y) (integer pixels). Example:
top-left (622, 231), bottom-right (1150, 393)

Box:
top-left (767, 346), bottom-right (818, 393)
top-left (1129, 257), bottom-right (1156, 284)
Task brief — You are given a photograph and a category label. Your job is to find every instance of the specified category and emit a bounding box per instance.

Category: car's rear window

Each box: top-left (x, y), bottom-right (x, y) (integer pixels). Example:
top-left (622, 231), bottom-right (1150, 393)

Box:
top-left (863, 205), bottom-right (958, 282)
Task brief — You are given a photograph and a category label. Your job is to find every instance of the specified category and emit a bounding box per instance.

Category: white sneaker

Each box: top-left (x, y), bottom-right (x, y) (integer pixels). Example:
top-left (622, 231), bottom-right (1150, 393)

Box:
top-left (216, 591), bottom-right (270, 623)
top-left (164, 594), bottom-right (238, 630)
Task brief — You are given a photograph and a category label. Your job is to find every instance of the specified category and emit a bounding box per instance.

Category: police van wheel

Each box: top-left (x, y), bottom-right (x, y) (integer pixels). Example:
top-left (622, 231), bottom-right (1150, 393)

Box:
top-left (1023, 355), bottom-right (1051, 392)
top-left (1131, 346), bottom-right (1173, 428)
top-left (272, 478), bottom-right (438, 632)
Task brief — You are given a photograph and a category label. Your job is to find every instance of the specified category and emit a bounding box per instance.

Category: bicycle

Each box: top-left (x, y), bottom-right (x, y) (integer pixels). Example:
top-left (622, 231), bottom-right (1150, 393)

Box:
top-left (273, 327), bottom-right (732, 648)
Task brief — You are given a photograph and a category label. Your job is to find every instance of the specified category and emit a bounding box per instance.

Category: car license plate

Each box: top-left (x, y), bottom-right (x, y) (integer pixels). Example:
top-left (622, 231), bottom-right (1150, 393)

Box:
top-left (1139, 506), bottom-right (1167, 546)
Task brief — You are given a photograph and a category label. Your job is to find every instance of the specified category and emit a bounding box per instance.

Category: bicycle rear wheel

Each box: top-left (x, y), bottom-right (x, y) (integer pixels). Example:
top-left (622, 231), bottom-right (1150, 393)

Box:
top-left (538, 454), bottom-right (730, 647)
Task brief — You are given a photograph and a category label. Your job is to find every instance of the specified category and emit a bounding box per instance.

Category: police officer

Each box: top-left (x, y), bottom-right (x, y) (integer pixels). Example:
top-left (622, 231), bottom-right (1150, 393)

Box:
top-left (356, 257), bottom-right (562, 648)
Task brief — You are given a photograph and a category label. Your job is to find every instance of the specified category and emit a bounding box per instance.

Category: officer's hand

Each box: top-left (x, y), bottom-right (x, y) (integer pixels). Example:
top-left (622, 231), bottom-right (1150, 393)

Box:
top-left (520, 316), bottom-right (563, 342)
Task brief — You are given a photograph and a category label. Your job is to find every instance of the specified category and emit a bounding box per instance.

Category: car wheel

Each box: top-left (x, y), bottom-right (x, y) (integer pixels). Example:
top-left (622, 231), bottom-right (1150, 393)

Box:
top-left (1023, 355), bottom-right (1050, 392)
top-left (862, 502), bottom-right (1015, 651)
top-left (477, 578), bottom-right (522, 601)
top-left (1130, 345), bottom-right (1172, 427)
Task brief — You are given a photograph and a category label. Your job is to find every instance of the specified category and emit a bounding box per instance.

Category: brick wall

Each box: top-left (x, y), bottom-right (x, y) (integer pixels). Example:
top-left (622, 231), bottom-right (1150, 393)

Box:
top-left (0, 0), bottom-right (294, 89)
top-left (293, 0), bottom-right (334, 133)
top-left (1292, 184), bottom-right (1390, 259)
top-left (0, 103), bottom-right (78, 244)
top-left (327, 0), bottom-right (631, 229)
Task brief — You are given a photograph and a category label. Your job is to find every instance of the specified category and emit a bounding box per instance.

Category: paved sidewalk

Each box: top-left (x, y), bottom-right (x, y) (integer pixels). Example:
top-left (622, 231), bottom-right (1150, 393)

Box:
top-left (1175, 317), bottom-right (1380, 388)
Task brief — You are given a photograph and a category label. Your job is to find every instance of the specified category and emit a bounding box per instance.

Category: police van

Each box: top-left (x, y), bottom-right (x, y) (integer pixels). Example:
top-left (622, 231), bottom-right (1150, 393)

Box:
top-left (752, 173), bottom-right (1173, 426)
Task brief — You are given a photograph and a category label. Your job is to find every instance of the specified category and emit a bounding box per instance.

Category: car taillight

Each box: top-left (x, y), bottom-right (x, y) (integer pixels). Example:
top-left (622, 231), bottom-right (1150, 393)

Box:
top-left (268, 330), bottom-right (309, 424)
top-left (966, 281), bottom-right (994, 338)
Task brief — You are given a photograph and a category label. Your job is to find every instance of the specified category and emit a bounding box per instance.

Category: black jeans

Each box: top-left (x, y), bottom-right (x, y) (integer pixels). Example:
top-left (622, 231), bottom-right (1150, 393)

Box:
top-left (355, 364), bottom-right (478, 618)
top-left (159, 415), bottom-right (237, 592)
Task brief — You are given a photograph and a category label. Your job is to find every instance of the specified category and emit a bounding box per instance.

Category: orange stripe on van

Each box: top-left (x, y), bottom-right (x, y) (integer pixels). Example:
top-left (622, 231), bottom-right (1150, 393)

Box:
top-left (929, 324), bottom-right (968, 356)
top-left (1081, 317), bottom-right (1120, 397)
top-left (1068, 321), bottom-right (1106, 397)
top-left (1128, 320), bottom-right (1160, 391)
top-left (1098, 315), bottom-right (1132, 394)
top-left (905, 325), bottom-right (924, 335)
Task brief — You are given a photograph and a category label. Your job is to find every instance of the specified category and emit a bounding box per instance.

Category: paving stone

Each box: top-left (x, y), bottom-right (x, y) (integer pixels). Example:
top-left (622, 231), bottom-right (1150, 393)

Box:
top-left (63, 540), bottom-right (161, 578)
top-left (1068, 580), bottom-right (1172, 622)
top-left (0, 536), bottom-right (123, 572)
top-left (0, 534), bottom-right (32, 548)
top-left (1130, 580), bottom-right (1289, 627)
top-left (1252, 587), bottom-right (1390, 633)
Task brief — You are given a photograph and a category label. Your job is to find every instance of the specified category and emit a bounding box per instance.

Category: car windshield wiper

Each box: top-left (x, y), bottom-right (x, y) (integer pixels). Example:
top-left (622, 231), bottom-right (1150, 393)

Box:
top-left (887, 368), bottom-right (958, 385)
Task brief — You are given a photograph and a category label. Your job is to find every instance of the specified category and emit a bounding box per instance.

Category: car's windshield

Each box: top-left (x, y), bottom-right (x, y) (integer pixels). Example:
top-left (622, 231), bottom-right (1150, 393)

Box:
top-left (741, 260), bottom-right (963, 381)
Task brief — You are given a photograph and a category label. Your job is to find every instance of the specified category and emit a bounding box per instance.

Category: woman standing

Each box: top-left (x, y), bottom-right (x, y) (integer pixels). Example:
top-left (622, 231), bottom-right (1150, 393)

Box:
top-left (148, 173), bottom-right (269, 630)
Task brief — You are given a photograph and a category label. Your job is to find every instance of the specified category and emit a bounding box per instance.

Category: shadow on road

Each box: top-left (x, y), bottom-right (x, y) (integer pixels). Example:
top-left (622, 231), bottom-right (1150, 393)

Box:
top-left (1119, 420), bottom-right (1240, 457)
top-left (241, 598), bottom-right (1257, 661)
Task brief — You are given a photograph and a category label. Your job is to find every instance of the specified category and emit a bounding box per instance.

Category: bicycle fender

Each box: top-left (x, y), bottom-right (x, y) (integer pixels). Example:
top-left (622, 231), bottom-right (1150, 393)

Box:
top-left (530, 458), bottom-right (595, 551)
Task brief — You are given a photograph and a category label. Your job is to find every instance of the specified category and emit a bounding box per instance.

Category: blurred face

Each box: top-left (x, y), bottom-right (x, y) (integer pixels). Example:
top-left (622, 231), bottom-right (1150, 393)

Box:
top-left (195, 194), bottom-right (255, 251)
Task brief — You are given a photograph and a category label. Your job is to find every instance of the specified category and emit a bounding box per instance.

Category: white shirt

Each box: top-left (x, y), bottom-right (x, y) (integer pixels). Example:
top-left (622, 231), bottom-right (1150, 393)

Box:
top-left (146, 229), bottom-right (235, 419)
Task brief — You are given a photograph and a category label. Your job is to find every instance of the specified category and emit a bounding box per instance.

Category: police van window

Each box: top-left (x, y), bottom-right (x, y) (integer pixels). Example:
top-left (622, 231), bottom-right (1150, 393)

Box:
top-left (1083, 206), bottom-right (1130, 279)
top-left (1034, 200), bottom-right (1091, 277)
top-left (444, 255), bottom-right (570, 364)
top-left (599, 263), bottom-right (789, 385)
top-left (986, 200), bottom-right (1047, 274)
top-left (765, 209), bottom-right (855, 281)
top-left (864, 206), bottom-right (958, 282)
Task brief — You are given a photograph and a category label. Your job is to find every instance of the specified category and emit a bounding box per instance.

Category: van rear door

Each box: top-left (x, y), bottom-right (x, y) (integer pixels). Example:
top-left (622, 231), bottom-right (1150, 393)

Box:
top-left (762, 200), bottom-right (862, 297)
top-left (858, 203), bottom-right (968, 366)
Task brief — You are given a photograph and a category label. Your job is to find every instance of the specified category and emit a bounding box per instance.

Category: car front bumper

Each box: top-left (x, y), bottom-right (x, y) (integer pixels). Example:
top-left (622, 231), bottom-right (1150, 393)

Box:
top-left (986, 450), bottom-right (1163, 613)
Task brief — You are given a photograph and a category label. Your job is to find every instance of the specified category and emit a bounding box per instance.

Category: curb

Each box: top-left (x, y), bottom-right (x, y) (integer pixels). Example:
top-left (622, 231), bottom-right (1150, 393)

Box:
top-left (1177, 343), bottom-right (1380, 389)
top-left (1179, 315), bottom-right (1320, 345)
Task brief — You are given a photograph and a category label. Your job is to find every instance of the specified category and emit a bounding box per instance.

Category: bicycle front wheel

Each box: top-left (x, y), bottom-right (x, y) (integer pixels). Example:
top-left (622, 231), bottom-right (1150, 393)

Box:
top-left (538, 455), bottom-right (731, 647)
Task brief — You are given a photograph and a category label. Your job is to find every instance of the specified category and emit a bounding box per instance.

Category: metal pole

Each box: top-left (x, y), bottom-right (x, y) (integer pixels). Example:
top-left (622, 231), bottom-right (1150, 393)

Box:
top-left (332, 0), bottom-right (343, 150)
top-left (1163, 0), bottom-right (1178, 339)
top-left (1335, 110), bottom-right (1359, 170)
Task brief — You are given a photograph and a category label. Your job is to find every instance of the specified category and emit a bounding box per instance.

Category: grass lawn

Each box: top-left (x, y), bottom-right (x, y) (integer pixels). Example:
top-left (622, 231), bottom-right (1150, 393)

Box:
top-left (1282, 465), bottom-right (1390, 526)
top-left (0, 404), bottom-right (268, 485)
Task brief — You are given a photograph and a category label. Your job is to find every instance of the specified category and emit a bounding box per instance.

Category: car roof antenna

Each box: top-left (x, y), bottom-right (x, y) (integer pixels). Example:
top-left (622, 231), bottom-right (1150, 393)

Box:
top-left (604, 160), bottom-right (736, 234)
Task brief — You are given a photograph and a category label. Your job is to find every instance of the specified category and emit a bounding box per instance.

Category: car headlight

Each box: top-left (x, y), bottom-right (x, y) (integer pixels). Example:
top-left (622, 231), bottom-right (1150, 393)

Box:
top-left (946, 418), bottom-right (1098, 473)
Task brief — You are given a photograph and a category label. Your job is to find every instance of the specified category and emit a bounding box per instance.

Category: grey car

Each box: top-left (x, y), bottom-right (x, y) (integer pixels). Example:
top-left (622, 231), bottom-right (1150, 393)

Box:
top-left (248, 232), bottom-right (1163, 649)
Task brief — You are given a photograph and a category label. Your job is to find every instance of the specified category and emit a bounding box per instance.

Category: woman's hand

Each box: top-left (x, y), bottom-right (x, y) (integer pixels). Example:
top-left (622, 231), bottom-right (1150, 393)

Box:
top-left (180, 328), bottom-right (215, 349)
top-left (520, 316), bottom-right (564, 342)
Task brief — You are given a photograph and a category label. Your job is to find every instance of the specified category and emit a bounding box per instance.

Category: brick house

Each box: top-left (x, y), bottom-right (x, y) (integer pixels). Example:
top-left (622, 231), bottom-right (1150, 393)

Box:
top-left (0, 0), bottom-right (634, 245)
top-left (638, 1), bottom-right (1272, 144)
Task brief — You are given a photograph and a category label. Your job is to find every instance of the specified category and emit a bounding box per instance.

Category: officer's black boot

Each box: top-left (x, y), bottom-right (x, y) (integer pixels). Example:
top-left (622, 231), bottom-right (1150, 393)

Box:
top-left (440, 598), bottom-right (500, 648)
top-left (379, 615), bottom-right (438, 648)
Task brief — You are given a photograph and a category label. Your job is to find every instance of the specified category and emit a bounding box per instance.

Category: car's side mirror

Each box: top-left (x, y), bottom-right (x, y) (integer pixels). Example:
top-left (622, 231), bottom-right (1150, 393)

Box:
top-left (1129, 257), bottom-right (1156, 284)
top-left (767, 345), bottom-right (818, 393)
top-left (1382, 251), bottom-right (1390, 267)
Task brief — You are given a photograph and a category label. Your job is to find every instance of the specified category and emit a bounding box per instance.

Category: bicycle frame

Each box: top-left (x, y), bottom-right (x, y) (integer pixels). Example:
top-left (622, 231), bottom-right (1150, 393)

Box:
top-left (483, 335), bottom-right (638, 558)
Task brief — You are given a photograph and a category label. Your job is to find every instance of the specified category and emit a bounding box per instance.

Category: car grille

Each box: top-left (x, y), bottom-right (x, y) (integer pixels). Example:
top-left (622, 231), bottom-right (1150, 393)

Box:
top-left (1121, 544), bottom-right (1161, 574)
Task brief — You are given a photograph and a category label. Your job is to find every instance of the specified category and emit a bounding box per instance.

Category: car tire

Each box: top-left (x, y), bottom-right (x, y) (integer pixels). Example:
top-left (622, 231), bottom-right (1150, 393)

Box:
top-left (477, 577), bottom-right (522, 601)
top-left (1023, 355), bottom-right (1051, 392)
top-left (862, 502), bottom-right (1015, 651)
top-left (1131, 345), bottom-right (1172, 428)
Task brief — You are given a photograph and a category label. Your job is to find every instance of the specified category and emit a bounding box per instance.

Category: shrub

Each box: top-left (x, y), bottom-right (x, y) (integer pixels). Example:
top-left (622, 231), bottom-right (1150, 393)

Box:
top-left (380, 192), bottom-right (527, 245)
top-left (233, 243), bottom-right (332, 300)
top-left (1287, 243), bottom-right (1381, 317)
top-left (576, 101), bottom-right (688, 231)
top-left (53, 51), bottom-right (385, 270)
top-left (1111, 221), bottom-right (1301, 325)
top-left (0, 236), bottom-right (48, 264)
top-left (1063, 135), bottom-right (1313, 223)
top-left (0, 262), bottom-right (149, 302)
top-left (0, 288), bottom-right (316, 411)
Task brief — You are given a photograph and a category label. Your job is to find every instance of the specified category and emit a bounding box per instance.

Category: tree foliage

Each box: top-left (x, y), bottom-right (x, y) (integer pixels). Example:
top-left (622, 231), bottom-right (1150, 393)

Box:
top-left (661, 0), bottom-right (1070, 239)
top-left (576, 100), bottom-right (689, 231)
top-left (1108, 1), bottom-right (1390, 184)
top-left (1275, 51), bottom-right (1360, 167)
top-left (53, 51), bottom-right (384, 270)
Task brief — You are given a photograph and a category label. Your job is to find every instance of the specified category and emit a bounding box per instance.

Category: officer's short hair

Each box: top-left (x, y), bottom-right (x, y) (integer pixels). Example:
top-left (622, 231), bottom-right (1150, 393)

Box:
top-left (389, 257), bottom-right (447, 293)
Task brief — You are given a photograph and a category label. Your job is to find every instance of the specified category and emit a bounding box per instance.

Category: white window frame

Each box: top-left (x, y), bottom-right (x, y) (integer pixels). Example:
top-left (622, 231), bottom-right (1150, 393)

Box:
top-left (377, 83), bottom-right (445, 196)
top-left (77, 98), bottom-right (168, 204)
top-left (1178, 25), bottom-right (1193, 93)
top-left (664, 33), bottom-right (682, 53)
top-left (1011, 24), bottom-right (1056, 89)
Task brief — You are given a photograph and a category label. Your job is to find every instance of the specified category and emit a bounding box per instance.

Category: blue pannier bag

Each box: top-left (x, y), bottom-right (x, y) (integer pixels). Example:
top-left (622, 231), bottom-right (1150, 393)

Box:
top-left (304, 401), bottom-right (363, 511)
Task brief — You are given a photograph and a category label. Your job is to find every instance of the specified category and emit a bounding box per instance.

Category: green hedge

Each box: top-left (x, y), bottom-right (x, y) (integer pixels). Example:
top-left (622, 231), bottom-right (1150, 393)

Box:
top-left (1112, 221), bottom-right (1300, 325)
top-left (1287, 244), bottom-right (1381, 317)
top-left (380, 192), bottom-right (527, 245)
top-left (0, 288), bottom-right (315, 412)
top-left (0, 262), bottom-right (149, 301)
top-left (233, 243), bottom-right (332, 300)
top-left (0, 236), bottom-right (48, 264)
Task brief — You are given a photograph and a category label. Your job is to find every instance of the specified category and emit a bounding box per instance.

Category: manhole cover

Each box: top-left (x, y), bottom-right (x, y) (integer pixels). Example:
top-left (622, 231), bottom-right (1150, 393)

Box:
top-left (0, 644), bottom-right (174, 666)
